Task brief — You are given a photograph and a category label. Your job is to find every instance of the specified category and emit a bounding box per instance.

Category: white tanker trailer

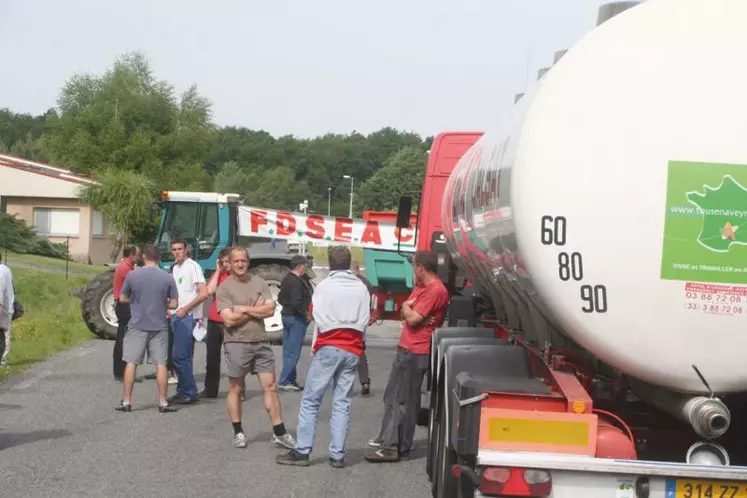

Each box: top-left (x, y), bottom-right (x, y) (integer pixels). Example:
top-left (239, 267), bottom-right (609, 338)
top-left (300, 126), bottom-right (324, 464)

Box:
top-left (417, 0), bottom-right (747, 497)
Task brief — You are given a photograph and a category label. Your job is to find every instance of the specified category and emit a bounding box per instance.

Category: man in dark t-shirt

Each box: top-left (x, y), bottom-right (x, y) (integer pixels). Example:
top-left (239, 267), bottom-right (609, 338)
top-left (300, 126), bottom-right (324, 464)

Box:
top-left (351, 260), bottom-right (373, 396)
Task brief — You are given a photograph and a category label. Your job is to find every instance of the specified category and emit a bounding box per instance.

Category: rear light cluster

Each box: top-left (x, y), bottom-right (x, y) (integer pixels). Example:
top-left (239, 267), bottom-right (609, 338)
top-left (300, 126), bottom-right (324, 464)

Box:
top-left (480, 466), bottom-right (552, 497)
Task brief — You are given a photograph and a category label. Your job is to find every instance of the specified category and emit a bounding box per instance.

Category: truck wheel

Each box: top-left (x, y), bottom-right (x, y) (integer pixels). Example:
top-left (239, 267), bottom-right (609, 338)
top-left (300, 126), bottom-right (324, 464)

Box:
top-left (248, 263), bottom-right (290, 345)
top-left (436, 395), bottom-right (458, 498)
top-left (431, 385), bottom-right (445, 496)
top-left (427, 405), bottom-right (440, 483)
top-left (81, 270), bottom-right (118, 340)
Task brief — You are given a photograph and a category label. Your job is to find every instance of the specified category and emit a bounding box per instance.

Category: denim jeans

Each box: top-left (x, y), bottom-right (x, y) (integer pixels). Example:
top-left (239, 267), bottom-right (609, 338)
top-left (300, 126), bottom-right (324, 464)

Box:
top-left (279, 314), bottom-right (307, 386)
top-left (295, 346), bottom-right (359, 460)
top-left (171, 314), bottom-right (197, 398)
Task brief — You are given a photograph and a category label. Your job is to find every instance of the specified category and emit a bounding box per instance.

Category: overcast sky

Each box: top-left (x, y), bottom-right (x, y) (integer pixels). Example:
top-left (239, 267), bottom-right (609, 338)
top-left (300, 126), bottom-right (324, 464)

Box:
top-left (0, 0), bottom-right (612, 138)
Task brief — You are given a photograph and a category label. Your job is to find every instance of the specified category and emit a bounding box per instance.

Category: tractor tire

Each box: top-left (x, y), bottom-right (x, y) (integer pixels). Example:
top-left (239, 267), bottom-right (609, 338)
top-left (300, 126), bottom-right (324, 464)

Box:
top-left (248, 263), bottom-right (291, 345)
top-left (81, 270), bottom-right (118, 340)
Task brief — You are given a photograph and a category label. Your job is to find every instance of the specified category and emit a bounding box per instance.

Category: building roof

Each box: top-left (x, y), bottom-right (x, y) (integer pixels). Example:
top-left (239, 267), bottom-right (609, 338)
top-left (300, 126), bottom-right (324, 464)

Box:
top-left (0, 154), bottom-right (97, 186)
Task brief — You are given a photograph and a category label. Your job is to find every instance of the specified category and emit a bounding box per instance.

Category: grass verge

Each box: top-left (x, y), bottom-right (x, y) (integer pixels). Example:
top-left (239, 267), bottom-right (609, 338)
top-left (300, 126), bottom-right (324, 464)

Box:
top-left (308, 245), bottom-right (364, 265)
top-left (2, 251), bottom-right (107, 276)
top-left (0, 267), bottom-right (93, 382)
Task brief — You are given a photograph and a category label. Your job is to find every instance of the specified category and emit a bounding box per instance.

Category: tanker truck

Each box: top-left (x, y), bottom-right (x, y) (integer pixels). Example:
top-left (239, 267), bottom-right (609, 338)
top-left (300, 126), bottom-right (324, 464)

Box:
top-left (386, 0), bottom-right (747, 497)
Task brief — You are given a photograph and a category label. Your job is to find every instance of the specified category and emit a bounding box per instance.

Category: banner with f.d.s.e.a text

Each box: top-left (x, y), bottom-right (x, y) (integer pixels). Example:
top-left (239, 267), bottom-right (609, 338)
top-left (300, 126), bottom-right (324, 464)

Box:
top-left (237, 206), bottom-right (417, 252)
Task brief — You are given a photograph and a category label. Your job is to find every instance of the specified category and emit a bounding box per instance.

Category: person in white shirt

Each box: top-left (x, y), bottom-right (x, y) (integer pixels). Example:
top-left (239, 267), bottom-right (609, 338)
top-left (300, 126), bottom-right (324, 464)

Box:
top-left (168, 239), bottom-right (208, 404)
top-left (0, 255), bottom-right (15, 367)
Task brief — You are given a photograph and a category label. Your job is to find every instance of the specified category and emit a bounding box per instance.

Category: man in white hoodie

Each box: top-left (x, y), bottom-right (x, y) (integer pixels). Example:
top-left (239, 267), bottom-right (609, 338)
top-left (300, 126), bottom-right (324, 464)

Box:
top-left (0, 255), bottom-right (15, 367)
top-left (276, 245), bottom-right (370, 469)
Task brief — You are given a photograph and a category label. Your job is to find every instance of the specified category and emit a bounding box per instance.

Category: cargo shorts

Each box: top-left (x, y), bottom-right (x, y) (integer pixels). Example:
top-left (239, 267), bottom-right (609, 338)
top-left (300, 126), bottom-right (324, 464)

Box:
top-left (224, 341), bottom-right (275, 378)
top-left (123, 329), bottom-right (169, 365)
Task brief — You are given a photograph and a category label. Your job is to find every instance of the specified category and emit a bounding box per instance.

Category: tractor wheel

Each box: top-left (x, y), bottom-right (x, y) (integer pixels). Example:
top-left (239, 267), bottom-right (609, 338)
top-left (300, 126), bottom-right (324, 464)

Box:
top-left (81, 270), bottom-right (118, 340)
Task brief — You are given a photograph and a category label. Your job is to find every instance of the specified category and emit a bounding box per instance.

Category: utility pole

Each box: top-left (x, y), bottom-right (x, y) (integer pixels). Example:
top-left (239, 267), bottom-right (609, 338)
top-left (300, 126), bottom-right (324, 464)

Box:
top-left (343, 175), bottom-right (354, 218)
top-left (298, 199), bottom-right (308, 255)
top-left (327, 187), bottom-right (332, 216)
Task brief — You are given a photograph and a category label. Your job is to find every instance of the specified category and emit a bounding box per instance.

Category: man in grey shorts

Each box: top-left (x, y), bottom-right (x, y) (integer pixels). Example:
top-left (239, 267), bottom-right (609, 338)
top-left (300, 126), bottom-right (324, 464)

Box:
top-left (116, 244), bottom-right (179, 413)
top-left (216, 246), bottom-right (296, 449)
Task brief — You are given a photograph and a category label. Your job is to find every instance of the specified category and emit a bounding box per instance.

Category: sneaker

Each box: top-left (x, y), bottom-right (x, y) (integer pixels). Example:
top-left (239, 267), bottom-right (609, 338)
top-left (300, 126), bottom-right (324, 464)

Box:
top-left (278, 383), bottom-right (302, 392)
top-left (360, 382), bottom-right (371, 397)
top-left (276, 449), bottom-right (310, 466)
top-left (329, 457), bottom-right (345, 469)
top-left (233, 432), bottom-right (248, 449)
top-left (167, 375), bottom-right (178, 385)
top-left (364, 448), bottom-right (400, 463)
top-left (168, 394), bottom-right (198, 405)
top-left (158, 403), bottom-right (178, 413)
top-left (271, 432), bottom-right (296, 450)
top-left (368, 437), bottom-right (383, 448)
top-left (198, 390), bottom-right (218, 399)
top-left (144, 373), bottom-right (157, 380)
top-left (115, 401), bottom-right (132, 412)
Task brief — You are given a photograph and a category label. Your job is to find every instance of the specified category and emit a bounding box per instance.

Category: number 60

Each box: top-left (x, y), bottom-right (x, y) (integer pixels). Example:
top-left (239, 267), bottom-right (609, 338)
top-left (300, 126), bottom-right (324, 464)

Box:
top-left (541, 216), bottom-right (567, 246)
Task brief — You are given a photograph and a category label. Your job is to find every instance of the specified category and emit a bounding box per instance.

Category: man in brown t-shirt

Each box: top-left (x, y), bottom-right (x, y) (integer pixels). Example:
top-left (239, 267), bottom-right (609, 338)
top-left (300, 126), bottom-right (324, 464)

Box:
top-left (216, 247), bottom-right (296, 450)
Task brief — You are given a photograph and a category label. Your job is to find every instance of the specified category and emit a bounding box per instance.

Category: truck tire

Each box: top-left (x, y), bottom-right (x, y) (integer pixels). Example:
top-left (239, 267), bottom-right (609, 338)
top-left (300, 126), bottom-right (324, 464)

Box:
top-left (427, 334), bottom-right (506, 482)
top-left (248, 263), bottom-right (290, 345)
top-left (81, 270), bottom-right (118, 340)
top-left (435, 386), bottom-right (458, 498)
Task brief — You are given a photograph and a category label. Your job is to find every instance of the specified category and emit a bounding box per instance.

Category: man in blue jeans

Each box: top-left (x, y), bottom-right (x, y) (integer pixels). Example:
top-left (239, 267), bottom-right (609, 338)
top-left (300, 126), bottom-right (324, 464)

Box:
top-left (168, 239), bottom-right (208, 405)
top-left (277, 255), bottom-right (313, 392)
top-left (276, 245), bottom-right (370, 468)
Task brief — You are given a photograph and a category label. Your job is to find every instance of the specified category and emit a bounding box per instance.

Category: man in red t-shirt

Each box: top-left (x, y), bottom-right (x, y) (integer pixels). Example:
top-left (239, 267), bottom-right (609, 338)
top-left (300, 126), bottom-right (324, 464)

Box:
top-left (366, 250), bottom-right (449, 463)
top-left (113, 245), bottom-right (140, 380)
top-left (200, 247), bottom-right (232, 398)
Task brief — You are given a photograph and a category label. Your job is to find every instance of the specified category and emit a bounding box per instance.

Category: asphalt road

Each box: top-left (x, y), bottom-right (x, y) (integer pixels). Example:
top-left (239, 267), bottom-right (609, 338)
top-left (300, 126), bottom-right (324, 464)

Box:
top-left (0, 324), bottom-right (431, 498)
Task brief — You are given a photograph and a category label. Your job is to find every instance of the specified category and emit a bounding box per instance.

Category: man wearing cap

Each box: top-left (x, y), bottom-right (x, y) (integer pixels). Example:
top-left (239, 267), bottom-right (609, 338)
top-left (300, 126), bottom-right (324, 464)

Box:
top-left (277, 255), bottom-right (313, 392)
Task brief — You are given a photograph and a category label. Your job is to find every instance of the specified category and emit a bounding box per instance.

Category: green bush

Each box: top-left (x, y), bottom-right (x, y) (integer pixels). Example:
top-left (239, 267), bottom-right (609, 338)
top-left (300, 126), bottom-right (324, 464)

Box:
top-left (0, 267), bottom-right (91, 381)
top-left (0, 213), bottom-right (70, 260)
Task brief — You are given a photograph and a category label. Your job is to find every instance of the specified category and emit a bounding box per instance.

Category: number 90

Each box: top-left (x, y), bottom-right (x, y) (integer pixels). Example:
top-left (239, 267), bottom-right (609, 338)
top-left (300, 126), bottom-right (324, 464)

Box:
top-left (581, 285), bottom-right (608, 313)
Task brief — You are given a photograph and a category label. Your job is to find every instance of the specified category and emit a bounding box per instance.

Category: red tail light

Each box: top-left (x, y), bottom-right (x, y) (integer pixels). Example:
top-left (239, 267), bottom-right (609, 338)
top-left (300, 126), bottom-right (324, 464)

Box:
top-left (480, 467), bottom-right (552, 497)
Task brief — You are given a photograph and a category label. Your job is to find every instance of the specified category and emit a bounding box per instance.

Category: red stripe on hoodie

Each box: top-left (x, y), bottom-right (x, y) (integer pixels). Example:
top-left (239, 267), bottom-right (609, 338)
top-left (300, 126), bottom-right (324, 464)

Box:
top-left (313, 328), bottom-right (364, 356)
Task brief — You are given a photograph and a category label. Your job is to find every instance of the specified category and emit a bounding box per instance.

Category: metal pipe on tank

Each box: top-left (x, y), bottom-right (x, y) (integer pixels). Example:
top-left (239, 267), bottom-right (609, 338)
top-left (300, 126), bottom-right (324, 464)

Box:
top-left (597, 1), bottom-right (641, 26)
top-left (628, 379), bottom-right (731, 439)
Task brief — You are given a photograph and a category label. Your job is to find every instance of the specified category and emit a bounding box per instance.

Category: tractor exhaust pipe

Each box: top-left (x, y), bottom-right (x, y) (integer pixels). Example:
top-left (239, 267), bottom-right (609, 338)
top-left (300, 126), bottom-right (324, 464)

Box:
top-left (628, 379), bottom-right (731, 439)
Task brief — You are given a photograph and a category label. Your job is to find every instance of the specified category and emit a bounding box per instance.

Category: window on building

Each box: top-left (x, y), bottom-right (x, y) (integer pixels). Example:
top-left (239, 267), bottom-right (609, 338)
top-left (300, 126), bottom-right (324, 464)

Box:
top-left (33, 208), bottom-right (80, 236)
top-left (92, 210), bottom-right (105, 237)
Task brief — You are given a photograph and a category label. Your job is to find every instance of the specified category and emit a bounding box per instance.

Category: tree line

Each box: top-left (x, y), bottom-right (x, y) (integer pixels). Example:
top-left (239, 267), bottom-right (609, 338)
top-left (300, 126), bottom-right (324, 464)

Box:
top-left (0, 52), bottom-right (433, 249)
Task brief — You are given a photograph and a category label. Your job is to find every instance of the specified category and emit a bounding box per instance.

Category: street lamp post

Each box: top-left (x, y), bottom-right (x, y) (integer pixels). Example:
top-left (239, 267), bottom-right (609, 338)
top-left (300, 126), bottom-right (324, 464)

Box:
top-left (298, 199), bottom-right (308, 255)
top-left (343, 175), bottom-right (354, 218)
top-left (327, 187), bottom-right (332, 216)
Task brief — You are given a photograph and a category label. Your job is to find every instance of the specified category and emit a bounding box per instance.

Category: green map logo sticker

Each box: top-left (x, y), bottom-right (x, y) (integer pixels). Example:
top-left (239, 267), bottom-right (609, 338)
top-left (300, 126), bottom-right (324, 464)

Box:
top-left (661, 160), bottom-right (747, 284)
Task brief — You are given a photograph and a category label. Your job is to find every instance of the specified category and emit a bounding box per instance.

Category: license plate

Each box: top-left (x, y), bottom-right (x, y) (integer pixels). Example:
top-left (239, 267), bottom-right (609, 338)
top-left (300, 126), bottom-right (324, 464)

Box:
top-left (667, 478), bottom-right (747, 498)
